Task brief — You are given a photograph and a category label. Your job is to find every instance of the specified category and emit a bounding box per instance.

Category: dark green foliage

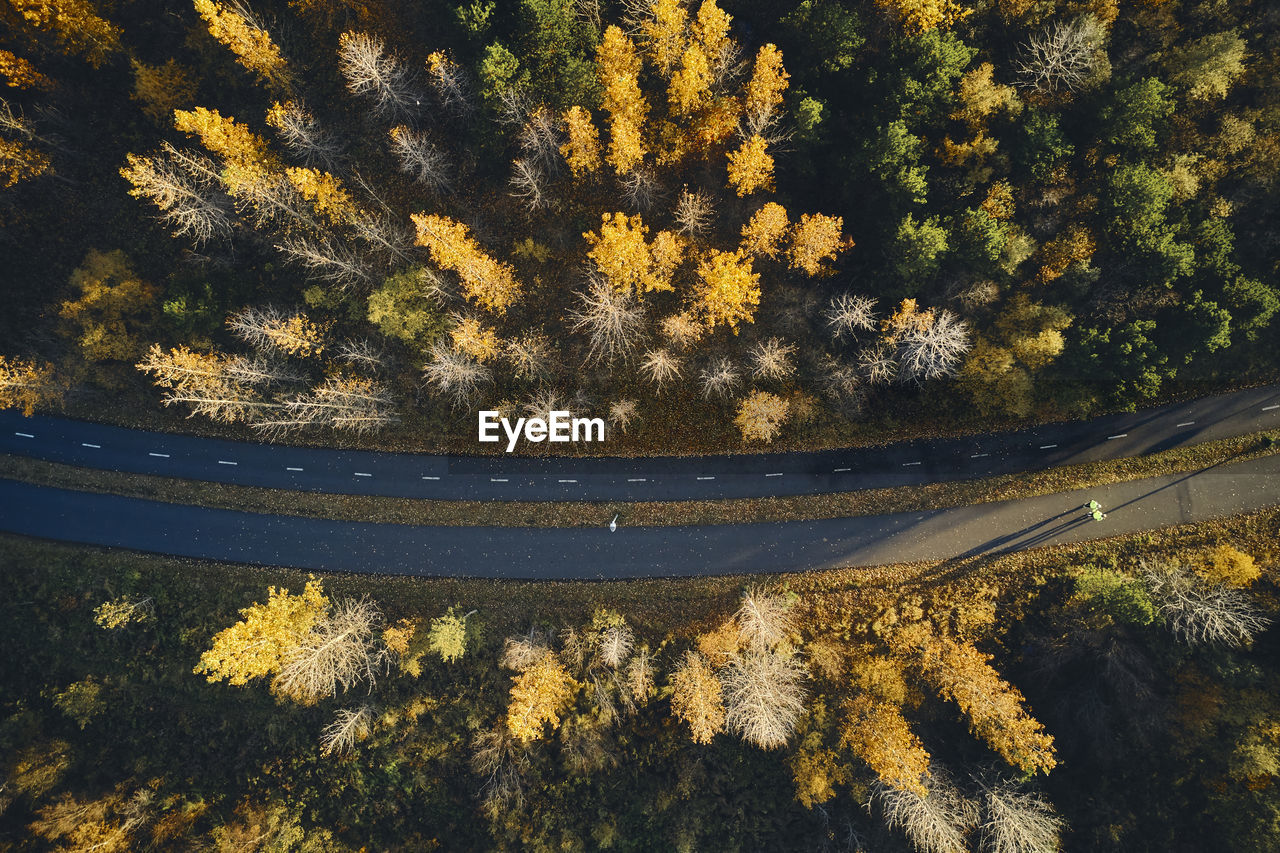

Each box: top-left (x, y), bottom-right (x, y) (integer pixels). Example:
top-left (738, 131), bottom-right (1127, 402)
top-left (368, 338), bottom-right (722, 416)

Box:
top-left (1065, 321), bottom-right (1172, 409)
top-left (1101, 78), bottom-right (1175, 153)
top-left (1072, 568), bottom-right (1157, 627)
top-left (1015, 109), bottom-right (1073, 182)
top-left (781, 0), bottom-right (865, 73)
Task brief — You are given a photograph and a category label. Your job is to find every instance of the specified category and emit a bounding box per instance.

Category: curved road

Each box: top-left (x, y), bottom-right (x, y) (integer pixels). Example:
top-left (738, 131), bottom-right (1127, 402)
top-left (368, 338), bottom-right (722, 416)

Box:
top-left (2, 384), bottom-right (1278, 501)
top-left (2, 452), bottom-right (1278, 578)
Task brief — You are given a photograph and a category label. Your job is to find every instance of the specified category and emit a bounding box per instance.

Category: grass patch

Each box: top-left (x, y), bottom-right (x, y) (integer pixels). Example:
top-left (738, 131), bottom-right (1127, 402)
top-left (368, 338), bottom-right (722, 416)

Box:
top-left (2, 430), bottom-right (1278, 528)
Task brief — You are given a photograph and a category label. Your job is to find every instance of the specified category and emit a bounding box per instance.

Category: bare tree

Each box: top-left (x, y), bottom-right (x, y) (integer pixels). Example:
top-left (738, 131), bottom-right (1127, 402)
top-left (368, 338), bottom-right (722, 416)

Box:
top-left (351, 214), bottom-right (417, 268)
top-left (660, 312), bottom-right (704, 350)
top-left (598, 624), bottom-right (635, 669)
top-left (720, 648), bottom-right (807, 749)
top-left (335, 339), bottom-right (385, 370)
top-left (641, 348), bottom-right (683, 390)
top-left (277, 235), bottom-right (374, 290)
top-left (518, 106), bottom-right (563, 169)
top-left (523, 387), bottom-right (568, 421)
top-left (979, 780), bottom-right (1065, 853)
top-left (256, 375), bottom-right (397, 435)
top-left (121, 145), bottom-right (233, 245)
top-left (422, 340), bottom-right (493, 407)
top-left (874, 771), bottom-right (979, 853)
top-left (736, 587), bottom-right (794, 651)
top-left (500, 627), bottom-right (550, 671)
top-left (1140, 559), bottom-right (1270, 647)
top-left (897, 310), bottom-right (971, 382)
top-left (674, 187), bottom-right (714, 235)
top-left (426, 51), bottom-right (473, 116)
top-left (858, 345), bottom-right (898, 385)
top-left (825, 293), bottom-right (878, 341)
top-left (321, 706), bottom-right (374, 756)
top-left (471, 726), bottom-right (531, 818)
top-left (749, 337), bottom-right (797, 382)
top-left (389, 126), bottom-right (452, 191)
top-left (509, 158), bottom-right (549, 211)
top-left (700, 357), bottom-right (741, 399)
top-left (621, 167), bottom-right (663, 212)
top-left (625, 646), bottom-right (655, 704)
top-left (267, 100), bottom-right (341, 167)
top-left (337, 31), bottom-right (418, 118)
top-left (569, 277), bottom-right (647, 364)
top-left (1015, 16), bottom-right (1106, 94)
top-left (272, 598), bottom-right (387, 704)
top-left (608, 398), bottom-right (639, 433)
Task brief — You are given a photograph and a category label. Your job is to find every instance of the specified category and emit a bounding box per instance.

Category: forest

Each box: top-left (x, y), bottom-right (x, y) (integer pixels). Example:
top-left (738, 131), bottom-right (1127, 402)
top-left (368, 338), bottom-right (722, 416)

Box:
top-left (0, 515), bottom-right (1276, 851)
top-left (1, 0), bottom-right (1277, 453)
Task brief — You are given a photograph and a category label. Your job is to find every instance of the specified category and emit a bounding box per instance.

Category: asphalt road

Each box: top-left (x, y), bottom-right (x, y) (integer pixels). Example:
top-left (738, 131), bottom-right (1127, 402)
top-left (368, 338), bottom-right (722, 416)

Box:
top-left (2, 452), bottom-right (1277, 578)
top-left (1, 384), bottom-right (1279, 501)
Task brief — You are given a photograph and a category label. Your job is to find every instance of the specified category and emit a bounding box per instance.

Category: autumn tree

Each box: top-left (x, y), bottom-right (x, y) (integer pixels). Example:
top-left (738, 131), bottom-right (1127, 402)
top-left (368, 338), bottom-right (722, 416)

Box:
top-left (121, 144), bottom-right (232, 245)
top-left (787, 213), bottom-right (848, 276)
top-left (740, 202), bottom-right (789, 258)
top-left (422, 339), bottom-right (492, 405)
top-left (825, 293), bottom-right (878, 341)
top-left (228, 305), bottom-right (326, 357)
top-left (0, 49), bottom-right (46, 89)
top-left (194, 0), bottom-right (288, 86)
top-left (841, 693), bottom-right (931, 795)
top-left (979, 779), bottom-right (1065, 853)
top-left (916, 633), bottom-right (1057, 774)
top-left (173, 107), bottom-right (281, 200)
top-left (670, 650), bottom-right (726, 744)
top-left (875, 0), bottom-right (971, 35)
top-left (560, 105), bottom-right (601, 176)
top-left (6, 0), bottom-right (122, 67)
top-left (427, 608), bottom-right (475, 663)
top-left (693, 249), bottom-right (760, 331)
top-left (735, 389), bottom-right (789, 442)
top-left (569, 277), bottom-right (647, 363)
top-left (284, 166), bottom-right (360, 225)
top-left (874, 770), bottom-right (978, 853)
top-left (195, 580), bottom-right (329, 689)
top-left (130, 60), bottom-right (196, 123)
top-left (749, 337), bottom-right (796, 382)
top-left (0, 355), bottom-right (59, 415)
top-left (337, 31), bottom-right (417, 118)
top-left (136, 344), bottom-right (283, 424)
top-left (267, 100), bottom-right (341, 167)
top-left (584, 212), bottom-right (682, 296)
top-left (597, 25), bottom-right (647, 173)
top-left (59, 250), bottom-right (158, 363)
top-left (506, 651), bottom-right (579, 743)
top-left (726, 134), bottom-right (773, 196)
top-left (321, 706), bottom-right (373, 756)
top-left (699, 356), bottom-right (740, 398)
top-left (259, 375), bottom-right (398, 435)
top-left (411, 213), bottom-right (523, 314)
top-left (1015, 16), bottom-right (1106, 94)
top-left (744, 44), bottom-right (788, 134)
top-left (1140, 558), bottom-right (1270, 647)
top-left (721, 648), bottom-right (807, 749)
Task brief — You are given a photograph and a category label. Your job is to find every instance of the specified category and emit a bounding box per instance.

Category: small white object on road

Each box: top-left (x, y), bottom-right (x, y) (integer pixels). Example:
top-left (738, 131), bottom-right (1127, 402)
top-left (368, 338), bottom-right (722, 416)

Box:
top-left (354, 472), bottom-right (372, 477)
top-left (1039, 444), bottom-right (1057, 449)
top-left (14, 432), bottom-right (34, 438)
top-left (1107, 434), bottom-right (1128, 440)
top-left (609, 514), bottom-right (618, 533)
top-left (217, 460), bottom-right (237, 465)
top-left (82, 443), bottom-right (100, 448)
top-left (1176, 421), bottom-right (1195, 427)
top-left (148, 452), bottom-right (169, 458)
top-left (421, 475), bottom-right (439, 480)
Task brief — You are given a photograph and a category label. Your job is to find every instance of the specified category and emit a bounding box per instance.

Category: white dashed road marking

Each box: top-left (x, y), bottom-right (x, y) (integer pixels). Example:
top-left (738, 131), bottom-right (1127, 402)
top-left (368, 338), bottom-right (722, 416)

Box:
top-left (217, 460), bottom-right (237, 466)
top-left (766, 473), bottom-right (783, 477)
top-left (82, 442), bottom-right (100, 448)
top-left (490, 477), bottom-right (508, 483)
top-left (970, 453), bottom-right (990, 458)
top-left (833, 467), bottom-right (851, 472)
top-left (627, 478), bottom-right (646, 482)
top-left (1107, 434), bottom-right (1128, 440)
top-left (287, 467), bottom-right (304, 472)
top-left (1176, 421), bottom-right (1195, 427)
top-left (903, 461), bottom-right (922, 467)
top-left (354, 472), bottom-right (372, 477)
top-left (697, 476), bottom-right (715, 480)
top-left (421, 475), bottom-right (439, 480)
top-left (558, 479), bottom-right (577, 483)
top-left (1039, 444), bottom-right (1057, 449)
top-left (1263, 404), bottom-right (1279, 411)
top-left (14, 432), bottom-right (34, 438)
top-left (148, 452), bottom-right (169, 458)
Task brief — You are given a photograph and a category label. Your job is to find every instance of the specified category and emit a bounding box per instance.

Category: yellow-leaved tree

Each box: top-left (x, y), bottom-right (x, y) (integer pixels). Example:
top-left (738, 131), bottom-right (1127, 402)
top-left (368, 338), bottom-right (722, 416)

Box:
top-left (745, 44), bottom-right (789, 126)
top-left (0, 137), bottom-right (51, 187)
top-left (0, 48), bottom-right (47, 89)
top-left (560, 105), bottom-right (601, 176)
top-left (506, 651), bottom-right (578, 743)
top-left (787, 213), bottom-right (849, 277)
top-left (7, 0), bottom-right (121, 67)
top-left (284, 166), bottom-right (359, 225)
top-left (411, 213), bottom-right (523, 314)
top-left (0, 355), bottom-right (60, 415)
top-left (839, 693), bottom-right (931, 795)
top-left (727, 134), bottom-right (774, 196)
top-left (173, 106), bottom-right (280, 197)
top-left (740, 202), bottom-right (790, 258)
top-left (597, 25), bottom-right (648, 174)
top-left (693, 249), bottom-right (760, 331)
top-left (642, 0), bottom-right (688, 76)
top-left (584, 212), bottom-right (683, 296)
top-left (671, 650), bottom-right (726, 744)
top-left (875, 0), bottom-right (971, 35)
top-left (58, 250), bottom-right (158, 363)
top-left (735, 390), bottom-right (789, 442)
top-left (193, 0), bottom-right (288, 86)
top-left (195, 580), bottom-right (329, 688)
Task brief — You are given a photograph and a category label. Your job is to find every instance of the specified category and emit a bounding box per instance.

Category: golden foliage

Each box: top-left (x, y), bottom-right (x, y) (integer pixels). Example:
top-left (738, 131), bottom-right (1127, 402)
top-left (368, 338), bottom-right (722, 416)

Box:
top-left (383, 618), bottom-right (425, 675)
top-left (0, 137), bottom-right (51, 187)
top-left (669, 44), bottom-right (712, 115)
top-left (671, 650), bottom-right (726, 744)
top-left (1197, 544), bottom-right (1260, 588)
top-left (0, 355), bottom-right (59, 415)
top-left (787, 213), bottom-right (848, 276)
top-left (693, 248), bottom-right (760, 332)
top-left (173, 107), bottom-right (279, 196)
top-left (745, 44), bottom-right (789, 120)
top-left (916, 633), bottom-right (1056, 774)
top-left (740, 202), bottom-right (790, 258)
top-left (260, 311), bottom-right (326, 357)
top-left (951, 62), bottom-right (1021, 130)
top-left (93, 596), bottom-right (152, 629)
top-left (506, 651), bottom-right (578, 743)
top-left (661, 311), bottom-right (706, 349)
top-left (882, 298), bottom-right (935, 342)
top-left (194, 580), bottom-right (329, 687)
top-left (130, 60), bottom-right (195, 123)
top-left (980, 180), bottom-right (1015, 220)
top-left (641, 0), bottom-right (688, 76)
top-left (59, 250), bottom-right (158, 362)
top-left (561, 105), bottom-right (601, 176)
top-left (450, 315), bottom-right (501, 362)
top-left (726, 134), bottom-right (774, 196)
top-left (428, 609), bottom-right (471, 663)
top-left (1036, 225), bottom-right (1095, 283)
top-left (193, 0), bottom-right (287, 84)
top-left (411, 213), bottom-right (523, 314)
top-left (284, 166), bottom-right (358, 225)
top-left (875, 0), bottom-right (972, 34)
top-left (8, 0), bottom-right (122, 66)
top-left (840, 693), bottom-right (931, 795)
top-left (696, 619), bottom-right (744, 664)
top-left (0, 49), bottom-right (46, 88)
top-left (691, 0), bottom-right (732, 61)
top-left (584, 212), bottom-right (682, 296)
top-left (735, 389), bottom-right (789, 443)
top-left (597, 25), bottom-right (648, 173)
